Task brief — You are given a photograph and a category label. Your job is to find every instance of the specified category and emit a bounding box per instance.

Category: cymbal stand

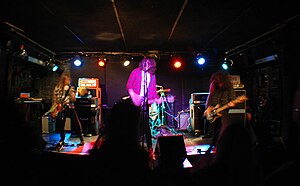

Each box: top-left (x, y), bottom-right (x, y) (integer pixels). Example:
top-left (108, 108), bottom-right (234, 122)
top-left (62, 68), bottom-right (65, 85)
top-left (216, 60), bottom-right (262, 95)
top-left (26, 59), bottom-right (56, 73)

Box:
top-left (157, 92), bottom-right (178, 135)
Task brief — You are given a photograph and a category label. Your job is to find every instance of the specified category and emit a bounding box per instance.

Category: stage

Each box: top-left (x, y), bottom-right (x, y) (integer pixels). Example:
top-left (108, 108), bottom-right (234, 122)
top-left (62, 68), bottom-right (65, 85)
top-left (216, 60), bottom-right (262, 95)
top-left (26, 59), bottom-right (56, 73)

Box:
top-left (41, 129), bottom-right (214, 158)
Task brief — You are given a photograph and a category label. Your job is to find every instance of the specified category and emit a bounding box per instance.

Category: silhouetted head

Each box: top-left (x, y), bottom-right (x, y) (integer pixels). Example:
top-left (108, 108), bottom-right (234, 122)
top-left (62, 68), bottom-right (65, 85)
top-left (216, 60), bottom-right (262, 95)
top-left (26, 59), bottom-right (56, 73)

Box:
top-left (106, 101), bottom-right (140, 141)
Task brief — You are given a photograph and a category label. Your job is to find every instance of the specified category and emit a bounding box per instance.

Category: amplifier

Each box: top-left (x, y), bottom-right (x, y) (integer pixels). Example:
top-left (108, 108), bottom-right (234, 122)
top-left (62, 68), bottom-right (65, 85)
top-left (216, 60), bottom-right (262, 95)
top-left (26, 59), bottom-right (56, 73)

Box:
top-left (190, 104), bottom-right (206, 134)
top-left (229, 89), bottom-right (247, 127)
top-left (177, 111), bottom-right (190, 130)
top-left (75, 97), bottom-right (100, 108)
top-left (41, 116), bottom-right (55, 133)
top-left (191, 92), bottom-right (209, 104)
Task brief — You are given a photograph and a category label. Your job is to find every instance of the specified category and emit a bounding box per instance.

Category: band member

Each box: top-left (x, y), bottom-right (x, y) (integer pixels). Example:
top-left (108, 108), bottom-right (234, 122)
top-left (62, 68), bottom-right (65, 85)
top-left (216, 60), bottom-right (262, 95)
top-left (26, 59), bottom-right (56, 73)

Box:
top-left (52, 72), bottom-right (85, 150)
top-left (126, 57), bottom-right (163, 157)
top-left (203, 71), bottom-right (236, 147)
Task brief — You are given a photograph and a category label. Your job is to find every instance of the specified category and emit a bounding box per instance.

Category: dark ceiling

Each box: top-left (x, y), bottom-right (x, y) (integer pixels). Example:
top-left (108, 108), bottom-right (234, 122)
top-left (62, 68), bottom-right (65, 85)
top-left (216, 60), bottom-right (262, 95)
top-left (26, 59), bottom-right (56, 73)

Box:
top-left (1, 0), bottom-right (299, 62)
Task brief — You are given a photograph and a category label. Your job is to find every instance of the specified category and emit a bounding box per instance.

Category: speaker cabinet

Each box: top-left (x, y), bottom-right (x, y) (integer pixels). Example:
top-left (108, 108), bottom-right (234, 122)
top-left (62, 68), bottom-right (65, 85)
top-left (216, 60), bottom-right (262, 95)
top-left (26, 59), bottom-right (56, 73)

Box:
top-left (76, 107), bottom-right (100, 136)
top-left (177, 111), bottom-right (190, 130)
top-left (229, 89), bottom-right (247, 126)
top-left (155, 135), bottom-right (187, 169)
top-left (42, 116), bottom-right (55, 133)
top-left (190, 104), bottom-right (206, 134)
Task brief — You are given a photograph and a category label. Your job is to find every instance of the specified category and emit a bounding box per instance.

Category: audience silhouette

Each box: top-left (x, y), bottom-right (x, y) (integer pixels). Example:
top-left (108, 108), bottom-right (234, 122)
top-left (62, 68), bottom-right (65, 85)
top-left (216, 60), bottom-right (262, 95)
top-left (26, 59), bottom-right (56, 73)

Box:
top-left (190, 122), bottom-right (256, 186)
top-left (0, 98), bottom-right (46, 185)
top-left (88, 100), bottom-right (152, 185)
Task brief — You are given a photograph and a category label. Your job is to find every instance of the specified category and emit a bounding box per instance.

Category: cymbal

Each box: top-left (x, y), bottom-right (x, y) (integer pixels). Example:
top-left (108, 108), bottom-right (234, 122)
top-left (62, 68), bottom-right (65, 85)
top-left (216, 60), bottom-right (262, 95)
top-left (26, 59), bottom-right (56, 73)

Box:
top-left (157, 88), bottom-right (171, 93)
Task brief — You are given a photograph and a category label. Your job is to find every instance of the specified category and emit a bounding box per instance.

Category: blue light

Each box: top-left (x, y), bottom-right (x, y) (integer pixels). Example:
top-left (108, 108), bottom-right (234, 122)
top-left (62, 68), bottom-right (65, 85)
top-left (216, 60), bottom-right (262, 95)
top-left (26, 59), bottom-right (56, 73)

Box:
top-left (197, 57), bottom-right (205, 65)
top-left (222, 63), bottom-right (228, 70)
top-left (73, 59), bottom-right (82, 67)
top-left (52, 65), bottom-right (58, 71)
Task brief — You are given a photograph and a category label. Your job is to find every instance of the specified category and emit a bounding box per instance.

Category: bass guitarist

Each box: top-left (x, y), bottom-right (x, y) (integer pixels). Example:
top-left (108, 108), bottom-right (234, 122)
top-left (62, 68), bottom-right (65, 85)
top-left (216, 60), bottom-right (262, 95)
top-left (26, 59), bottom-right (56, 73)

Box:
top-left (52, 72), bottom-right (85, 151)
top-left (203, 71), bottom-right (237, 148)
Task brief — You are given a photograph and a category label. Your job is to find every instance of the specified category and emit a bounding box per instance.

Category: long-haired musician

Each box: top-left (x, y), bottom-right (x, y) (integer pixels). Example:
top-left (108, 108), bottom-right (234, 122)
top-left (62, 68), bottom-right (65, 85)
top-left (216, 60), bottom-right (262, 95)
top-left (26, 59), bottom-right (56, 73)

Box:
top-left (126, 57), bottom-right (163, 159)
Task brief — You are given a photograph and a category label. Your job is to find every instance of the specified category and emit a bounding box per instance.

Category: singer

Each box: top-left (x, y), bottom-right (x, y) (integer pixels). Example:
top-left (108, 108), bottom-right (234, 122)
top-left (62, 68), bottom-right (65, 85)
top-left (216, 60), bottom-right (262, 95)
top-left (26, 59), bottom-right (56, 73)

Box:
top-left (126, 57), bottom-right (162, 160)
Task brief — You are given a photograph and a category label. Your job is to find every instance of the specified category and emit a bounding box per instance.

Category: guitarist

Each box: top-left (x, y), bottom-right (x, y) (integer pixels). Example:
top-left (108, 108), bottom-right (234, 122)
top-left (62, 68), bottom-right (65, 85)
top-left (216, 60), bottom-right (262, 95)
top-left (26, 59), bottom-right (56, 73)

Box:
top-left (52, 72), bottom-right (85, 150)
top-left (126, 57), bottom-right (163, 160)
top-left (203, 71), bottom-right (236, 149)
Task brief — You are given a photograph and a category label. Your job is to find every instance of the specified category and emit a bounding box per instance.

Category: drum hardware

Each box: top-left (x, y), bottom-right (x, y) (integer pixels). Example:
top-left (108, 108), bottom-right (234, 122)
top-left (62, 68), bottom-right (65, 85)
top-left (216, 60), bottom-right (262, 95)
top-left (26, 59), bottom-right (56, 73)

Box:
top-left (150, 86), bottom-right (177, 138)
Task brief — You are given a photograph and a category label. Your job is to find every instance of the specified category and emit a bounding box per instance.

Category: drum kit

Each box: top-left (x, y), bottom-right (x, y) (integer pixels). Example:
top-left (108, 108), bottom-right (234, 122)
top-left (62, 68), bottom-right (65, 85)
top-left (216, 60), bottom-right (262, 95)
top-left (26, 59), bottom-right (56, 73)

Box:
top-left (149, 85), bottom-right (177, 138)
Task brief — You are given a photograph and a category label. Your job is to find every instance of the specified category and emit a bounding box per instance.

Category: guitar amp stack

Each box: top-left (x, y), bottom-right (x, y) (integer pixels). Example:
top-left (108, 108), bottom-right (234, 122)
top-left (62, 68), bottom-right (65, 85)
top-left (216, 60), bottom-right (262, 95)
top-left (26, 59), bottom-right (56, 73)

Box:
top-left (74, 78), bottom-right (101, 136)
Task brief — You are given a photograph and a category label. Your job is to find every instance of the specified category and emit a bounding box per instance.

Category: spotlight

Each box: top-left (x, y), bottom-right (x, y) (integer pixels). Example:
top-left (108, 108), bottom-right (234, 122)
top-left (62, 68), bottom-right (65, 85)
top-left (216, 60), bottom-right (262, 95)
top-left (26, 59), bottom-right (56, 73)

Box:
top-left (195, 53), bottom-right (206, 65)
top-left (221, 58), bottom-right (233, 70)
top-left (123, 59), bottom-right (130, 66)
top-left (52, 64), bottom-right (63, 75)
top-left (52, 64), bottom-right (59, 72)
top-left (97, 57), bottom-right (108, 67)
top-left (222, 62), bottom-right (229, 70)
top-left (171, 56), bottom-right (183, 70)
top-left (121, 56), bottom-right (132, 66)
top-left (73, 55), bottom-right (83, 67)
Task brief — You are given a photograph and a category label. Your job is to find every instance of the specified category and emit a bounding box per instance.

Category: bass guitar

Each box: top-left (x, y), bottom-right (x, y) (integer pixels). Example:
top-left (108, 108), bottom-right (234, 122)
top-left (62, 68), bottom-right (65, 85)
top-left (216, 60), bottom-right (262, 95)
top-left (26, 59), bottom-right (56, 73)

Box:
top-left (204, 95), bottom-right (248, 123)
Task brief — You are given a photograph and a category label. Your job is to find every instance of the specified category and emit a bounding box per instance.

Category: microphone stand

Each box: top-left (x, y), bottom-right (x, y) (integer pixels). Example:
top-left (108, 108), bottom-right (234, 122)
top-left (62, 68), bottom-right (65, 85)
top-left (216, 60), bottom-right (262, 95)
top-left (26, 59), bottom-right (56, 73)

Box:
top-left (141, 70), bottom-right (150, 149)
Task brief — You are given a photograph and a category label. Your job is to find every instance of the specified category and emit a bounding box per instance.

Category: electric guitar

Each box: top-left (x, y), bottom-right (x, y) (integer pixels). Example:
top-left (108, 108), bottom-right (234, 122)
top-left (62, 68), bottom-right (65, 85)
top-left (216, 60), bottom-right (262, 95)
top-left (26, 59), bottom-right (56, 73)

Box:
top-left (129, 91), bottom-right (164, 107)
top-left (204, 95), bottom-right (248, 123)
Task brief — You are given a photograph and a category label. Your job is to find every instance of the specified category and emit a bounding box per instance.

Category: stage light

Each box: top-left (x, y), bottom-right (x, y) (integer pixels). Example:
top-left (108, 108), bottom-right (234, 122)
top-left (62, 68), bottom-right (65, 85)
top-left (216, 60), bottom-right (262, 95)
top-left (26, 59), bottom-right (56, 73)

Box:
top-left (171, 56), bottom-right (183, 70)
top-left (221, 58), bottom-right (233, 70)
top-left (222, 62), bottom-right (229, 70)
top-left (73, 55), bottom-right (83, 67)
top-left (195, 53), bottom-right (206, 65)
top-left (174, 61), bottom-right (182, 68)
top-left (73, 59), bottom-right (82, 66)
top-left (52, 64), bottom-right (59, 71)
top-left (197, 57), bottom-right (205, 65)
top-left (97, 57), bottom-right (108, 67)
top-left (123, 59), bottom-right (130, 66)
top-left (51, 64), bottom-right (63, 76)
top-left (120, 56), bottom-right (131, 66)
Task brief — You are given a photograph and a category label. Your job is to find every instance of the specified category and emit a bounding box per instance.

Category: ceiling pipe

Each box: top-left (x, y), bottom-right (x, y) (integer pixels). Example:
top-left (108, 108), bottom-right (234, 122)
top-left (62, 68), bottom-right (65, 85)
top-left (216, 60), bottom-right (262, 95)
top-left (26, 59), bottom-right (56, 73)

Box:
top-left (167, 0), bottom-right (189, 42)
top-left (111, 0), bottom-right (128, 51)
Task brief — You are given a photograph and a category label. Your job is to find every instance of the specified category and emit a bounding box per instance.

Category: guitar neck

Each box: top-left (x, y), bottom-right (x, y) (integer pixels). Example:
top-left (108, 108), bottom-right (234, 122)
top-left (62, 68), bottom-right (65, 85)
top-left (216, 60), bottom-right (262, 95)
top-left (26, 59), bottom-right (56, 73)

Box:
top-left (215, 96), bottom-right (246, 113)
top-left (215, 104), bottom-right (231, 113)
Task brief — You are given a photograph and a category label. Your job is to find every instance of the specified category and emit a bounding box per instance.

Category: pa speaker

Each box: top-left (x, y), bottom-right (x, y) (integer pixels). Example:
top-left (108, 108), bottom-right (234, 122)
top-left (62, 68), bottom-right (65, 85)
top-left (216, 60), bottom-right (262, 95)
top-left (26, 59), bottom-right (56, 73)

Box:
top-left (155, 135), bottom-right (187, 169)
